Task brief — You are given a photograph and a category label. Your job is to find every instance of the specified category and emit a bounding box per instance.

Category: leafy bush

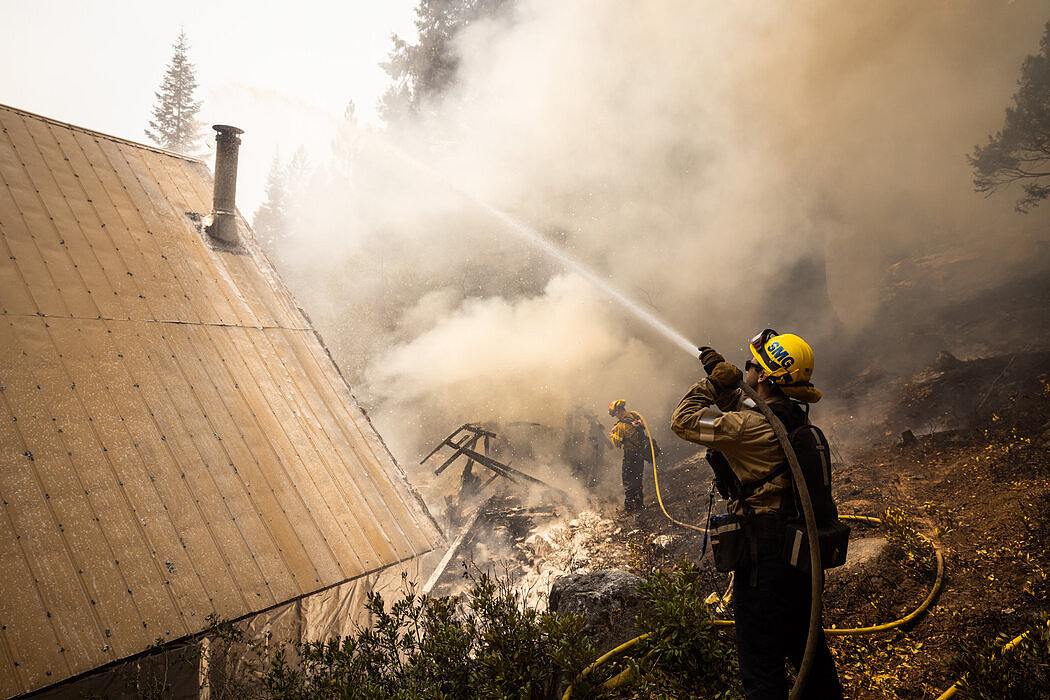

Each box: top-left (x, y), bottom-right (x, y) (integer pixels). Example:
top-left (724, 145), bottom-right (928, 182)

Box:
top-left (97, 563), bottom-right (745, 699)
top-left (602, 560), bottom-right (741, 699)
top-left (881, 507), bottom-right (937, 574)
top-left (626, 532), bottom-right (660, 575)
top-left (948, 617), bottom-right (1050, 699)
top-left (260, 569), bottom-right (595, 699)
top-left (922, 501), bottom-right (956, 537)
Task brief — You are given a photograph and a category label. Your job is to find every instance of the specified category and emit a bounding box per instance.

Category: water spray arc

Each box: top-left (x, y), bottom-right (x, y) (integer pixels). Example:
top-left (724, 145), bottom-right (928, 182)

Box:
top-left (359, 131), bottom-right (699, 357)
top-left (453, 192), bottom-right (699, 356)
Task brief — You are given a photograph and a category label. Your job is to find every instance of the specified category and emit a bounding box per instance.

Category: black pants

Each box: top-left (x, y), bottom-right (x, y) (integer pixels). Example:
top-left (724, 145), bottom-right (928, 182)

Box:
top-left (733, 553), bottom-right (843, 699)
top-left (621, 449), bottom-right (644, 509)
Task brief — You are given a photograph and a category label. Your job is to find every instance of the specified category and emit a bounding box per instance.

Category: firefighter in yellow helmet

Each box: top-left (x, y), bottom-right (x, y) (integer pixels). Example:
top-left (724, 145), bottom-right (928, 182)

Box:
top-left (670, 330), bottom-right (842, 699)
top-left (608, 399), bottom-right (648, 512)
top-left (746, 330), bottom-right (822, 404)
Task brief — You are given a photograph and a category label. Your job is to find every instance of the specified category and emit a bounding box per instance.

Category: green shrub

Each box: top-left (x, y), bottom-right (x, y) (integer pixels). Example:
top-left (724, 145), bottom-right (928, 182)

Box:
top-left (611, 560), bottom-right (741, 699)
top-left (881, 507), bottom-right (936, 574)
top-left (948, 617), bottom-right (1050, 699)
top-left (260, 569), bottom-right (595, 699)
top-left (99, 564), bottom-right (744, 699)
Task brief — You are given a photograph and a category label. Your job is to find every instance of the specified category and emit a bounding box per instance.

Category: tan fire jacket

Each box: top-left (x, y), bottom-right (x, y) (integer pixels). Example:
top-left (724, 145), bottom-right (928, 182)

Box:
top-left (609, 410), bottom-right (647, 453)
top-left (670, 378), bottom-right (792, 515)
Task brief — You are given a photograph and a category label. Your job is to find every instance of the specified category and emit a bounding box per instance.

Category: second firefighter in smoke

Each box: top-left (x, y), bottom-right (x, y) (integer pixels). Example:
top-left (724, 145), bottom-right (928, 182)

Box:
top-left (608, 398), bottom-right (655, 512)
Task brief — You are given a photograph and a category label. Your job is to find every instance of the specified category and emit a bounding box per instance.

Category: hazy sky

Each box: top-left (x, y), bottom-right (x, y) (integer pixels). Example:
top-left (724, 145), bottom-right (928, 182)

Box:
top-left (1, 0), bottom-right (419, 212)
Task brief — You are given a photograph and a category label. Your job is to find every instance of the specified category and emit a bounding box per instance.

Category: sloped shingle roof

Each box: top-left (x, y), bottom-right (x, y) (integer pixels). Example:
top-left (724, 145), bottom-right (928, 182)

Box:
top-left (0, 104), bottom-right (441, 698)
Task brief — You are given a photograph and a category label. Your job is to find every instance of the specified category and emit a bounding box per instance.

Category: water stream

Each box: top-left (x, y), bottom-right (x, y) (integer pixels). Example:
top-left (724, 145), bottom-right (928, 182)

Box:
top-left (367, 133), bottom-right (699, 358)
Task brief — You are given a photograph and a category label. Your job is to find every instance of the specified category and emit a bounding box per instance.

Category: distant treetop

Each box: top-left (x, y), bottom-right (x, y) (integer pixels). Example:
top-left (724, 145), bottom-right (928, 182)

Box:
top-left (969, 20), bottom-right (1050, 213)
top-left (145, 29), bottom-right (205, 155)
top-left (378, 0), bottom-right (515, 127)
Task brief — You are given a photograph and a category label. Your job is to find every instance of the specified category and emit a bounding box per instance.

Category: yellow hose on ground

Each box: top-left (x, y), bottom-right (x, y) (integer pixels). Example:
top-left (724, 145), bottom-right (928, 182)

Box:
top-left (824, 515), bottom-right (945, 636)
top-left (562, 633), bottom-right (652, 700)
top-left (635, 412), bottom-right (706, 533)
top-left (561, 512), bottom-right (947, 698)
top-left (701, 516), bottom-right (947, 636)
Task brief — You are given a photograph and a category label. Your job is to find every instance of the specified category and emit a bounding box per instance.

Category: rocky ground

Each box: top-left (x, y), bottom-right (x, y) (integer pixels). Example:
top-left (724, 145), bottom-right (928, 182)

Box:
top-left (427, 349), bottom-right (1050, 698)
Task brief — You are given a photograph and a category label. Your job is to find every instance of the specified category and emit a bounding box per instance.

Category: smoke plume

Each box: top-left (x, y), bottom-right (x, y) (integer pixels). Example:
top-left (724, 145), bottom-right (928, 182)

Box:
top-left (271, 0), bottom-right (1050, 500)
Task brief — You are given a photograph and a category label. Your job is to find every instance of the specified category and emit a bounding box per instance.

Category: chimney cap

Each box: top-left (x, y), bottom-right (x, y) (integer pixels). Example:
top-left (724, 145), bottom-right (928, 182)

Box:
top-left (212, 124), bottom-right (244, 135)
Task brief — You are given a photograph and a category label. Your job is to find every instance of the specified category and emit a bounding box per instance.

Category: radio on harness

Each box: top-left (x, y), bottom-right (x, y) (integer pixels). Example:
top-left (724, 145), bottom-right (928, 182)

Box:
top-left (706, 405), bottom-right (850, 573)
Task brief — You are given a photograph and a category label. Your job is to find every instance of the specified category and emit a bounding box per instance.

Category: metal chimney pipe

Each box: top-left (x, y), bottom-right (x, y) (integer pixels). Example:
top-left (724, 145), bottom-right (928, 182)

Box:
top-left (208, 124), bottom-right (244, 244)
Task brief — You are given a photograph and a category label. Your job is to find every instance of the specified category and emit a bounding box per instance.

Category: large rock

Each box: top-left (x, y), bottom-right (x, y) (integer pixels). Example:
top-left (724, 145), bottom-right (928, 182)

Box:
top-left (827, 536), bottom-right (895, 581)
top-left (548, 569), bottom-right (650, 650)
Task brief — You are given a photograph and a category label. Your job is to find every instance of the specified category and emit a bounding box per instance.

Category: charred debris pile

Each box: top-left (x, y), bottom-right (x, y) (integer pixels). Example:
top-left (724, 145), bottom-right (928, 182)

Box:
top-left (418, 421), bottom-right (638, 603)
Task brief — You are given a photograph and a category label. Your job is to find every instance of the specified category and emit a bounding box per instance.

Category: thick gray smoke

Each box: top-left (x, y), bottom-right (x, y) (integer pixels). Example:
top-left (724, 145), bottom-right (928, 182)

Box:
top-left (271, 0), bottom-right (1050, 497)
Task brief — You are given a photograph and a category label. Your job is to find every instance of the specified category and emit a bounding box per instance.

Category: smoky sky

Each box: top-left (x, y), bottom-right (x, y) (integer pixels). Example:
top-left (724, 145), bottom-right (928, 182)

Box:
top-left (270, 0), bottom-right (1050, 480)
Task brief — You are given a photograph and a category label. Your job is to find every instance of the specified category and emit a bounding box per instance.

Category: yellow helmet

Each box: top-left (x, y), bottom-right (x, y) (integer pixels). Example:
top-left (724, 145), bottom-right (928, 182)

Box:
top-left (608, 399), bottom-right (627, 416)
top-left (748, 329), bottom-right (822, 402)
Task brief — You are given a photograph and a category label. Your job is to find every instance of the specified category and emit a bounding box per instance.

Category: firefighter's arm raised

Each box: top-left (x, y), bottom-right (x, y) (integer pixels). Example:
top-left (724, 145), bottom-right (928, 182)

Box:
top-left (670, 376), bottom-right (750, 447)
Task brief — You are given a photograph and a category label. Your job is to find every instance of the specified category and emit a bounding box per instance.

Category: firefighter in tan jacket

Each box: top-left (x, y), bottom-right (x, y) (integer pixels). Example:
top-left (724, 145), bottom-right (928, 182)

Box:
top-left (608, 399), bottom-right (647, 512)
top-left (670, 330), bottom-right (842, 700)
top-left (671, 379), bottom-right (788, 517)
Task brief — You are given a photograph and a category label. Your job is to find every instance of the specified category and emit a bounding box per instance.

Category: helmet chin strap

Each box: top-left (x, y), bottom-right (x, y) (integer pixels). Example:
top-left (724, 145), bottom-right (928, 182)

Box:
top-left (756, 379), bottom-right (781, 400)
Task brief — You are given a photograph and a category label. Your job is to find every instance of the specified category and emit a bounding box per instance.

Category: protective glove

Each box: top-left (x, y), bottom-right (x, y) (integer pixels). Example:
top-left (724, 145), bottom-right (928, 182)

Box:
top-left (708, 361), bottom-right (743, 394)
top-left (698, 346), bottom-right (725, 375)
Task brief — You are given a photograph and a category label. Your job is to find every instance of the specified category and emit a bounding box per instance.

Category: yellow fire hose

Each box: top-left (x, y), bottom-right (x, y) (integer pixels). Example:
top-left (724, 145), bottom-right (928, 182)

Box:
top-left (703, 515), bottom-right (945, 637)
top-left (563, 407), bottom-right (947, 699)
top-left (561, 512), bottom-right (946, 699)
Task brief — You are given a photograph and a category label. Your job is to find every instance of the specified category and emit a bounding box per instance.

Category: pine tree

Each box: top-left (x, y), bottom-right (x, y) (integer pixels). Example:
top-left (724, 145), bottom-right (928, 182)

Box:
top-left (969, 20), bottom-right (1050, 213)
top-left (284, 147), bottom-right (310, 217)
top-left (253, 153), bottom-right (289, 255)
top-left (145, 30), bottom-right (204, 154)
top-left (252, 147), bottom-right (311, 257)
top-left (379, 0), bottom-right (515, 125)
top-left (330, 102), bottom-right (360, 183)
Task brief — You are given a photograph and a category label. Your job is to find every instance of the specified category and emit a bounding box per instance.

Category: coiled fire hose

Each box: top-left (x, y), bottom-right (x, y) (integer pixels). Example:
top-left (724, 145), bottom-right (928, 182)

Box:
top-left (564, 391), bottom-right (947, 699)
top-left (562, 513), bottom-right (946, 698)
